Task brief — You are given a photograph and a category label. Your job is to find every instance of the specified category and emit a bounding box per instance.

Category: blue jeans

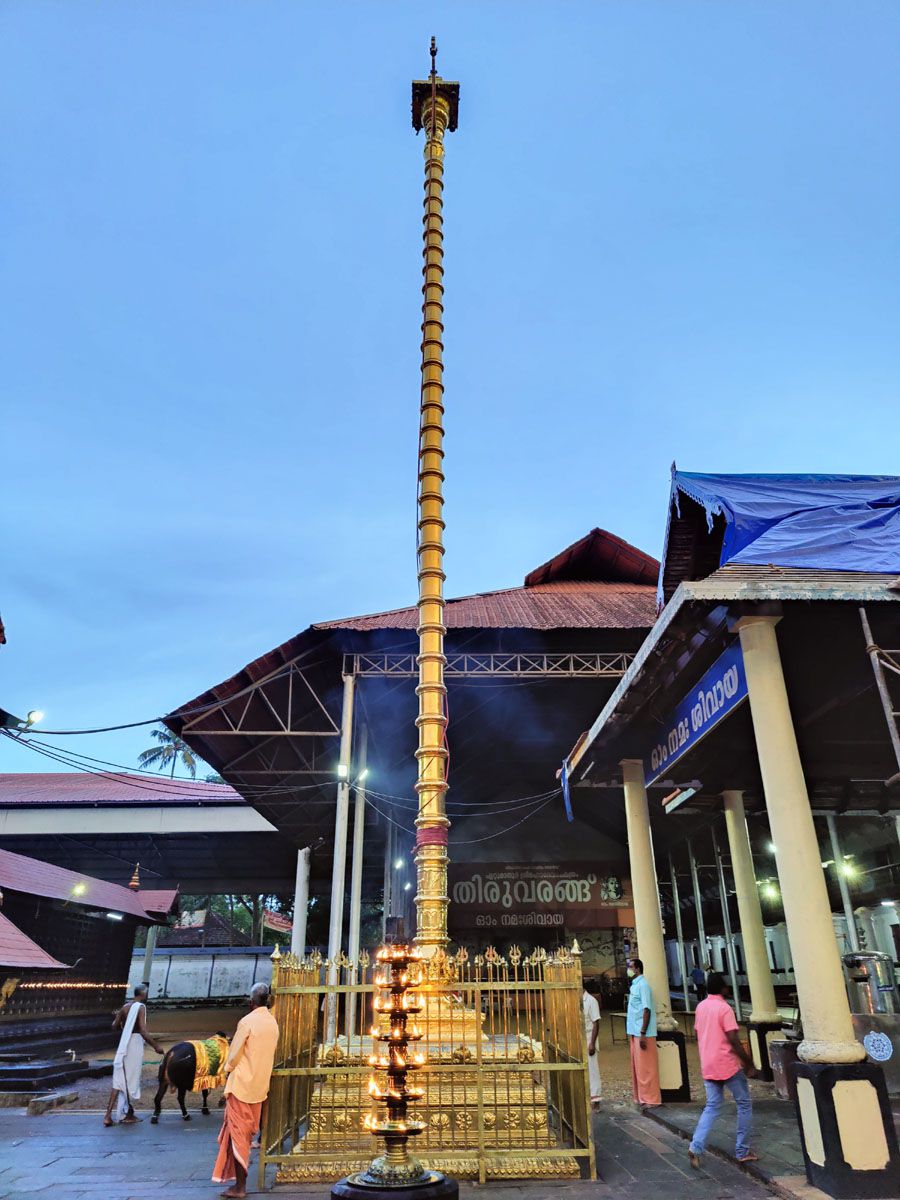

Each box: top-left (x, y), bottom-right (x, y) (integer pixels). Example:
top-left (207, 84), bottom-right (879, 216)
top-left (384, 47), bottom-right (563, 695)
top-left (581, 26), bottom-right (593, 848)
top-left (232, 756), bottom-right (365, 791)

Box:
top-left (689, 1070), bottom-right (752, 1159)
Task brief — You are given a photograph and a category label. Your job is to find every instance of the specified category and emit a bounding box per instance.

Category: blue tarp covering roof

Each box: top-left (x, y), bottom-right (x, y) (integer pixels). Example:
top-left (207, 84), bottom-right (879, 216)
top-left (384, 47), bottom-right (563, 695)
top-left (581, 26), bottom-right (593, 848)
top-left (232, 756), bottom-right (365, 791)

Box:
top-left (669, 471), bottom-right (900, 577)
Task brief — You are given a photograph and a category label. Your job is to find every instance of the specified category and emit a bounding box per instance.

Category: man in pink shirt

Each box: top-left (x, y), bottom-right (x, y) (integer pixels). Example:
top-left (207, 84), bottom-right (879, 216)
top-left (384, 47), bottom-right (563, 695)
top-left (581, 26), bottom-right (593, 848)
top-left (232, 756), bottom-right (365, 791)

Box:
top-left (689, 972), bottom-right (757, 1169)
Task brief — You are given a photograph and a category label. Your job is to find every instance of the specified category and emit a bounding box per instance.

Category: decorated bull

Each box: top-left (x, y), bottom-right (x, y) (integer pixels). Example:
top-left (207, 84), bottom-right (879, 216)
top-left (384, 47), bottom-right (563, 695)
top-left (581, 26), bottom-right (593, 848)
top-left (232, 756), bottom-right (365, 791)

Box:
top-left (151, 1032), bottom-right (229, 1123)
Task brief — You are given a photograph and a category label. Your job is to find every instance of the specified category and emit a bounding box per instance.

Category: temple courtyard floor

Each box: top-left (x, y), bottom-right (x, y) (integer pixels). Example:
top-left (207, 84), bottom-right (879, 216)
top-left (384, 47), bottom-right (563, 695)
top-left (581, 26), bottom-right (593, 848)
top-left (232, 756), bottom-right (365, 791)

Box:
top-left (0, 1103), bottom-right (778, 1200)
top-left (3, 1010), bottom-right (897, 1200)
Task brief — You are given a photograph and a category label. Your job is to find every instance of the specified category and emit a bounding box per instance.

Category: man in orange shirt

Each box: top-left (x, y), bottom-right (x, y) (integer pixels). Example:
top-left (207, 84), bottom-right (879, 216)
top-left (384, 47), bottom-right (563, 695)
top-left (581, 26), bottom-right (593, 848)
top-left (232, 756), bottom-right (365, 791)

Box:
top-left (212, 981), bottom-right (279, 1199)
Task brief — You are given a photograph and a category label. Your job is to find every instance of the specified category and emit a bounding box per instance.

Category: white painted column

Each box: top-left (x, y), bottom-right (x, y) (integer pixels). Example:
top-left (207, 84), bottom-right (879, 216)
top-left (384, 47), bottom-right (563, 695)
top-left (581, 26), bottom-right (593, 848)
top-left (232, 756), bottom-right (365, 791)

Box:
top-left (291, 846), bottom-right (311, 958)
top-left (143, 924), bottom-right (159, 992)
top-left (826, 815), bottom-right (860, 953)
top-left (345, 727), bottom-right (368, 1038)
top-left (722, 790), bottom-right (780, 1022)
top-left (621, 759), bottom-right (677, 1031)
top-left (712, 826), bottom-right (743, 1022)
top-left (738, 616), bottom-right (864, 1065)
top-left (325, 671), bottom-right (355, 1043)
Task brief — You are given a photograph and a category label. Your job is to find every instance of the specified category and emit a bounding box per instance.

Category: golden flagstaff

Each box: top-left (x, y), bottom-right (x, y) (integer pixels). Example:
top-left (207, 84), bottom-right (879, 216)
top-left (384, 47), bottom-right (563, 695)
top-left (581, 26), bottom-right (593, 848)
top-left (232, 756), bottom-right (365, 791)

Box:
top-left (412, 39), bottom-right (459, 956)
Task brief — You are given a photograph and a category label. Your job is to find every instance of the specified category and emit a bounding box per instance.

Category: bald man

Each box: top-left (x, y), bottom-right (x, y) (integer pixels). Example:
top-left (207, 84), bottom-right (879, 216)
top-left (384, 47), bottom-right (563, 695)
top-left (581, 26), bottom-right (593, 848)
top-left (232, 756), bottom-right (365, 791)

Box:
top-left (212, 982), bottom-right (279, 1199)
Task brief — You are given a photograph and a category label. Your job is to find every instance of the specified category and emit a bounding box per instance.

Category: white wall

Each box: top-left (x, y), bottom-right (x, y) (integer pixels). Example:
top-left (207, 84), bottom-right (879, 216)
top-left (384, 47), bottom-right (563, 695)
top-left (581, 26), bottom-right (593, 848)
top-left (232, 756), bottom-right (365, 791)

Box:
top-left (129, 948), bottom-right (273, 1001)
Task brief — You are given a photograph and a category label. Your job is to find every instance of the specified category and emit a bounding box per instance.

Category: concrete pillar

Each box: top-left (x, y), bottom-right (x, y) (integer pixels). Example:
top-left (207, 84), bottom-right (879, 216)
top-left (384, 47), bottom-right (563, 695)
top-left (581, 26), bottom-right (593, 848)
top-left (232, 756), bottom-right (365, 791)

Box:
top-left (325, 671), bottom-right (355, 1043)
top-left (737, 618), bottom-right (860, 1065)
top-left (826, 815), bottom-right (860, 953)
top-left (143, 924), bottom-right (159, 993)
top-left (621, 759), bottom-right (689, 1101)
top-left (722, 791), bottom-right (780, 1023)
top-left (622, 761), bottom-right (676, 1030)
top-left (711, 826), bottom-right (743, 1022)
top-left (345, 727), bottom-right (367, 1038)
top-left (722, 789), bottom-right (782, 1078)
top-left (738, 616), bottom-right (899, 1197)
top-left (291, 846), bottom-right (311, 958)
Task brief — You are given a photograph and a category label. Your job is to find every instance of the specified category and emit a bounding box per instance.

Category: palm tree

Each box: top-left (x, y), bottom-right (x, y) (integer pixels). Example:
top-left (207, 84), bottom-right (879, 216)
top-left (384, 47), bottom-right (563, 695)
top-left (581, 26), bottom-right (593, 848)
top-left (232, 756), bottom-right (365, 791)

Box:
top-left (138, 726), bottom-right (199, 779)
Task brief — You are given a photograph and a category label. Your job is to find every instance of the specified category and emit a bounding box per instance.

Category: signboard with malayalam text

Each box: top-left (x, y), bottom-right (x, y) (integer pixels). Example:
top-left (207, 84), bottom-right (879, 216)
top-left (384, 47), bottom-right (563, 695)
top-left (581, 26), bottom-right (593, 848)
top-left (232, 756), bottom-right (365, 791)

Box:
top-left (645, 641), bottom-right (748, 786)
top-left (447, 862), bottom-right (633, 933)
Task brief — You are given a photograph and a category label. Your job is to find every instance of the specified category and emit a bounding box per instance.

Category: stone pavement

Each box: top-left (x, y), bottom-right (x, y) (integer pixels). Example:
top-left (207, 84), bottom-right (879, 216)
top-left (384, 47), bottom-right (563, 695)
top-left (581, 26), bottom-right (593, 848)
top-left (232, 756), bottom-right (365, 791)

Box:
top-left (645, 1095), bottom-right (900, 1200)
top-left (0, 1104), bottom-right (773, 1200)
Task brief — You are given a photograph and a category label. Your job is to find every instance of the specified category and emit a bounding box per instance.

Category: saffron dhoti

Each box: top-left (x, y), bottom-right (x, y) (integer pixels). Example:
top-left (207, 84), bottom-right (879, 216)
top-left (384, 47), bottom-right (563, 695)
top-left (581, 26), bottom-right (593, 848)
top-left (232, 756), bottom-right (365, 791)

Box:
top-left (212, 1094), bottom-right (260, 1184)
top-left (630, 1035), bottom-right (662, 1106)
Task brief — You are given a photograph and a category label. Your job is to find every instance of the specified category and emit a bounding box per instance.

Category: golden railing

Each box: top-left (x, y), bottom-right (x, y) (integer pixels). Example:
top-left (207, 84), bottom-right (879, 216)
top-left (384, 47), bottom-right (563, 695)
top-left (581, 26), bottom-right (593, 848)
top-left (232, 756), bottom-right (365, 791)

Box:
top-left (260, 944), bottom-right (596, 1186)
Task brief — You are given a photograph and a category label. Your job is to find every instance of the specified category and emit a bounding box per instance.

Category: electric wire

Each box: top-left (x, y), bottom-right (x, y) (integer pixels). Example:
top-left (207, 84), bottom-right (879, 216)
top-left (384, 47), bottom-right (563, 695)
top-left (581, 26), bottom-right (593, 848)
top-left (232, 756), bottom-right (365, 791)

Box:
top-left (2, 730), bottom-right (565, 816)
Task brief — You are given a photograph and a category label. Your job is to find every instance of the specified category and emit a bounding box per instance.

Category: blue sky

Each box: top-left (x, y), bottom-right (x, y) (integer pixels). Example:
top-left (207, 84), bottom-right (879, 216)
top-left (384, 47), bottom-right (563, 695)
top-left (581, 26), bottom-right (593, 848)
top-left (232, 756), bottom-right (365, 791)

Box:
top-left (2, 1), bottom-right (899, 773)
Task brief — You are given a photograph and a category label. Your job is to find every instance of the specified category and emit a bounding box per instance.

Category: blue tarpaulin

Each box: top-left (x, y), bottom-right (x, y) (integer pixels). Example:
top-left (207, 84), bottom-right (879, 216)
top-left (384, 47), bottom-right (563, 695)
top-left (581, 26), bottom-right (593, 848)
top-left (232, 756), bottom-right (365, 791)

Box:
top-left (669, 471), bottom-right (900, 575)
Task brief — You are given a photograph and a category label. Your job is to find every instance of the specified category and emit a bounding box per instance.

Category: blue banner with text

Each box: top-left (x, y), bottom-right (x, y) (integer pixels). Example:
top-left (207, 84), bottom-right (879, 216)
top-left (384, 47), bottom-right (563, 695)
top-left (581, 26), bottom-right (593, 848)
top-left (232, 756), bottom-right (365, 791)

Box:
top-left (645, 641), bottom-right (748, 785)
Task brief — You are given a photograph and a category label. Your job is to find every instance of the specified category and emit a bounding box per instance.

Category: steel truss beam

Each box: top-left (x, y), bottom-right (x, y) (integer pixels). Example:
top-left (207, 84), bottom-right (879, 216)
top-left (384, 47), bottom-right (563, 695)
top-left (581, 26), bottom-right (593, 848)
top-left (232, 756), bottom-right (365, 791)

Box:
top-left (345, 651), bottom-right (634, 678)
top-left (180, 661), bottom-right (340, 739)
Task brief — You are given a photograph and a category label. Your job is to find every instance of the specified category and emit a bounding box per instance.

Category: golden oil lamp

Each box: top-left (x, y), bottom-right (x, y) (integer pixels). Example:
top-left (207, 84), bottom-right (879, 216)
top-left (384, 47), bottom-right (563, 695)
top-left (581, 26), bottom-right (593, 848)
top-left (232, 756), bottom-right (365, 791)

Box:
top-left (331, 919), bottom-right (457, 1199)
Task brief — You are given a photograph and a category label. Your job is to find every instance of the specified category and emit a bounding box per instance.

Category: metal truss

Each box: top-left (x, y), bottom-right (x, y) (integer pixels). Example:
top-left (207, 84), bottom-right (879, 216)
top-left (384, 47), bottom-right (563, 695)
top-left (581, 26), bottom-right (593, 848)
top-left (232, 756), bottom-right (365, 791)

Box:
top-left (345, 651), bottom-right (634, 678)
top-left (180, 661), bottom-right (340, 740)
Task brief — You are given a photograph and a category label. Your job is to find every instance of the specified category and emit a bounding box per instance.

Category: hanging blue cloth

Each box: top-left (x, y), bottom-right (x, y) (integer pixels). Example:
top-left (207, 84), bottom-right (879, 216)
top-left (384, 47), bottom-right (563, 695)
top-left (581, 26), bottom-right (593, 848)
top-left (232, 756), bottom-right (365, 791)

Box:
top-left (670, 471), bottom-right (900, 574)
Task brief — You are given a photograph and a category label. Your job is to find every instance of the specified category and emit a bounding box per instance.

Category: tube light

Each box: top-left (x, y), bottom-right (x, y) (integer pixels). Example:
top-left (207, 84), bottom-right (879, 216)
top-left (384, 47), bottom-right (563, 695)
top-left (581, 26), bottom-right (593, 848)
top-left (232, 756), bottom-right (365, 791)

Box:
top-left (106, 912), bottom-right (124, 921)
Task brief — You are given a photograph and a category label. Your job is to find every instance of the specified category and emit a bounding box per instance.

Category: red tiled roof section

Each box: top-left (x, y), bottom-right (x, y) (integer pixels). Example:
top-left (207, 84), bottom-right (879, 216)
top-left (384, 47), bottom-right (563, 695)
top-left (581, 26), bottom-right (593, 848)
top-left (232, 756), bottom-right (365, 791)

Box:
top-left (0, 847), bottom-right (153, 921)
top-left (524, 529), bottom-right (660, 587)
top-left (138, 889), bottom-right (180, 917)
top-left (0, 912), bottom-right (68, 969)
top-left (315, 581), bottom-right (656, 632)
top-left (0, 773), bottom-right (244, 808)
top-left (158, 909), bottom-right (251, 947)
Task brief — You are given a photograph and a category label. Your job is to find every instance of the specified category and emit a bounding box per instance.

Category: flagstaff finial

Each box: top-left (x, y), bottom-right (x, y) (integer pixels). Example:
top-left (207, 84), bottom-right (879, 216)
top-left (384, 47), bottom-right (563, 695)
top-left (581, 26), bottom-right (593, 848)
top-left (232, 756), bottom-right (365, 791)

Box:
top-left (430, 36), bottom-right (437, 77)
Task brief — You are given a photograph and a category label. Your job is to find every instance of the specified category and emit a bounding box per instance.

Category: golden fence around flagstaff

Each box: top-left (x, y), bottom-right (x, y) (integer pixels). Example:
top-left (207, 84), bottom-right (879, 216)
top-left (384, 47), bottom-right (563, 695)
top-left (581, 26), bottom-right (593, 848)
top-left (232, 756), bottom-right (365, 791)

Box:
top-left (259, 944), bottom-right (596, 1186)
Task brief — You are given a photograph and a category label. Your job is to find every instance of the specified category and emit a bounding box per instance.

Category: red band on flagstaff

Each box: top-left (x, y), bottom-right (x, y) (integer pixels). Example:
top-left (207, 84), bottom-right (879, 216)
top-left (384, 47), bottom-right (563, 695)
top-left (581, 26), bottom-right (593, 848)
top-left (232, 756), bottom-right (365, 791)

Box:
top-left (416, 827), bottom-right (448, 848)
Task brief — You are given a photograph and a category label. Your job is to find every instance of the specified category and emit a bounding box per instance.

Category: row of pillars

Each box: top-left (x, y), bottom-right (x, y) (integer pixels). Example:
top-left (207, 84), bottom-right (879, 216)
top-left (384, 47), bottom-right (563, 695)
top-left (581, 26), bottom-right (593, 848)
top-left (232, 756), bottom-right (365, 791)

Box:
top-left (622, 617), bottom-right (862, 1064)
top-left (290, 672), bottom-right (413, 1041)
top-left (622, 616), bottom-right (899, 1197)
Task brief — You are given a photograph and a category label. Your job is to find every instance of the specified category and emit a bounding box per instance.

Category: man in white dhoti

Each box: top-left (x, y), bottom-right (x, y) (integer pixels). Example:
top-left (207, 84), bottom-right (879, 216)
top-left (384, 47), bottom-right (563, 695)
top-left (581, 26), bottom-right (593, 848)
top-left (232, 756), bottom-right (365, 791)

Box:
top-left (104, 984), bottom-right (165, 1126)
top-left (583, 985), bottom-right (602, 1110)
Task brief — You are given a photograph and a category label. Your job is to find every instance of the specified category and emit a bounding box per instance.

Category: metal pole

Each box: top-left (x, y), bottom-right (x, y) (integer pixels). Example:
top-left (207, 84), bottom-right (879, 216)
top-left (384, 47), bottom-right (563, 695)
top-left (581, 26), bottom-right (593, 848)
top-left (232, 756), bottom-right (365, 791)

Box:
top-left (712, 827), bottom-right (743, 1021)
top-left (827, 814), bottom-right (860, 953)
top-left (291, 846), bottom-right (311, 958)
top-left (143, 924), bottom-right (159, 992)
top-left (325, 671), bottom-right (355, 1042)
top-left (860, 606), bottom-right (900, 780)
top-left (346, 727), bottom-right (368, 1037)
top-left (669, 855), bottom-right (691, 1013)
top-left (688, 839), bottom-right (707, 968)
top-left (382, 815), bottom-right (393, 938)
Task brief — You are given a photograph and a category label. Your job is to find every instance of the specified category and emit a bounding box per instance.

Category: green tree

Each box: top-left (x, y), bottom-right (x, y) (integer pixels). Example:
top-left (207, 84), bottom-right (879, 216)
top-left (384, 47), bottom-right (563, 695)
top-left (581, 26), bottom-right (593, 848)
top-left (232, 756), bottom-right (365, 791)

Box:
top-left (138, 726), bottom-right (199, 778)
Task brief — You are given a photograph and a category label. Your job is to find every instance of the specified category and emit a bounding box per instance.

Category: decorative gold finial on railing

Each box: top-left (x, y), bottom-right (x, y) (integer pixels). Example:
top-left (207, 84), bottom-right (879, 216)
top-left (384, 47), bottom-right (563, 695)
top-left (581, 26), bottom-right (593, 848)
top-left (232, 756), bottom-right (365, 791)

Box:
top-left (270, 943), bottom-right (281, 961)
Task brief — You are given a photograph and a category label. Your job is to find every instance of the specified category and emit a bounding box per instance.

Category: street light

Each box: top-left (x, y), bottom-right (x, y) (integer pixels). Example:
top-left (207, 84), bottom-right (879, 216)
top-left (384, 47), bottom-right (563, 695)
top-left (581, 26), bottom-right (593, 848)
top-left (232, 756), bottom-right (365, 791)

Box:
top-left (0, 707), bottom-right (44, 732)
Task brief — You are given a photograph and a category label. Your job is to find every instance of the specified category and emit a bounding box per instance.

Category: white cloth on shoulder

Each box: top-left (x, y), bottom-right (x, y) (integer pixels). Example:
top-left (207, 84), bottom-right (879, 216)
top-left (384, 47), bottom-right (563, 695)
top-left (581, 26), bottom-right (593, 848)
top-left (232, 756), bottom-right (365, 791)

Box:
top-left (112, 1001), bottom-right (145, 1120)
